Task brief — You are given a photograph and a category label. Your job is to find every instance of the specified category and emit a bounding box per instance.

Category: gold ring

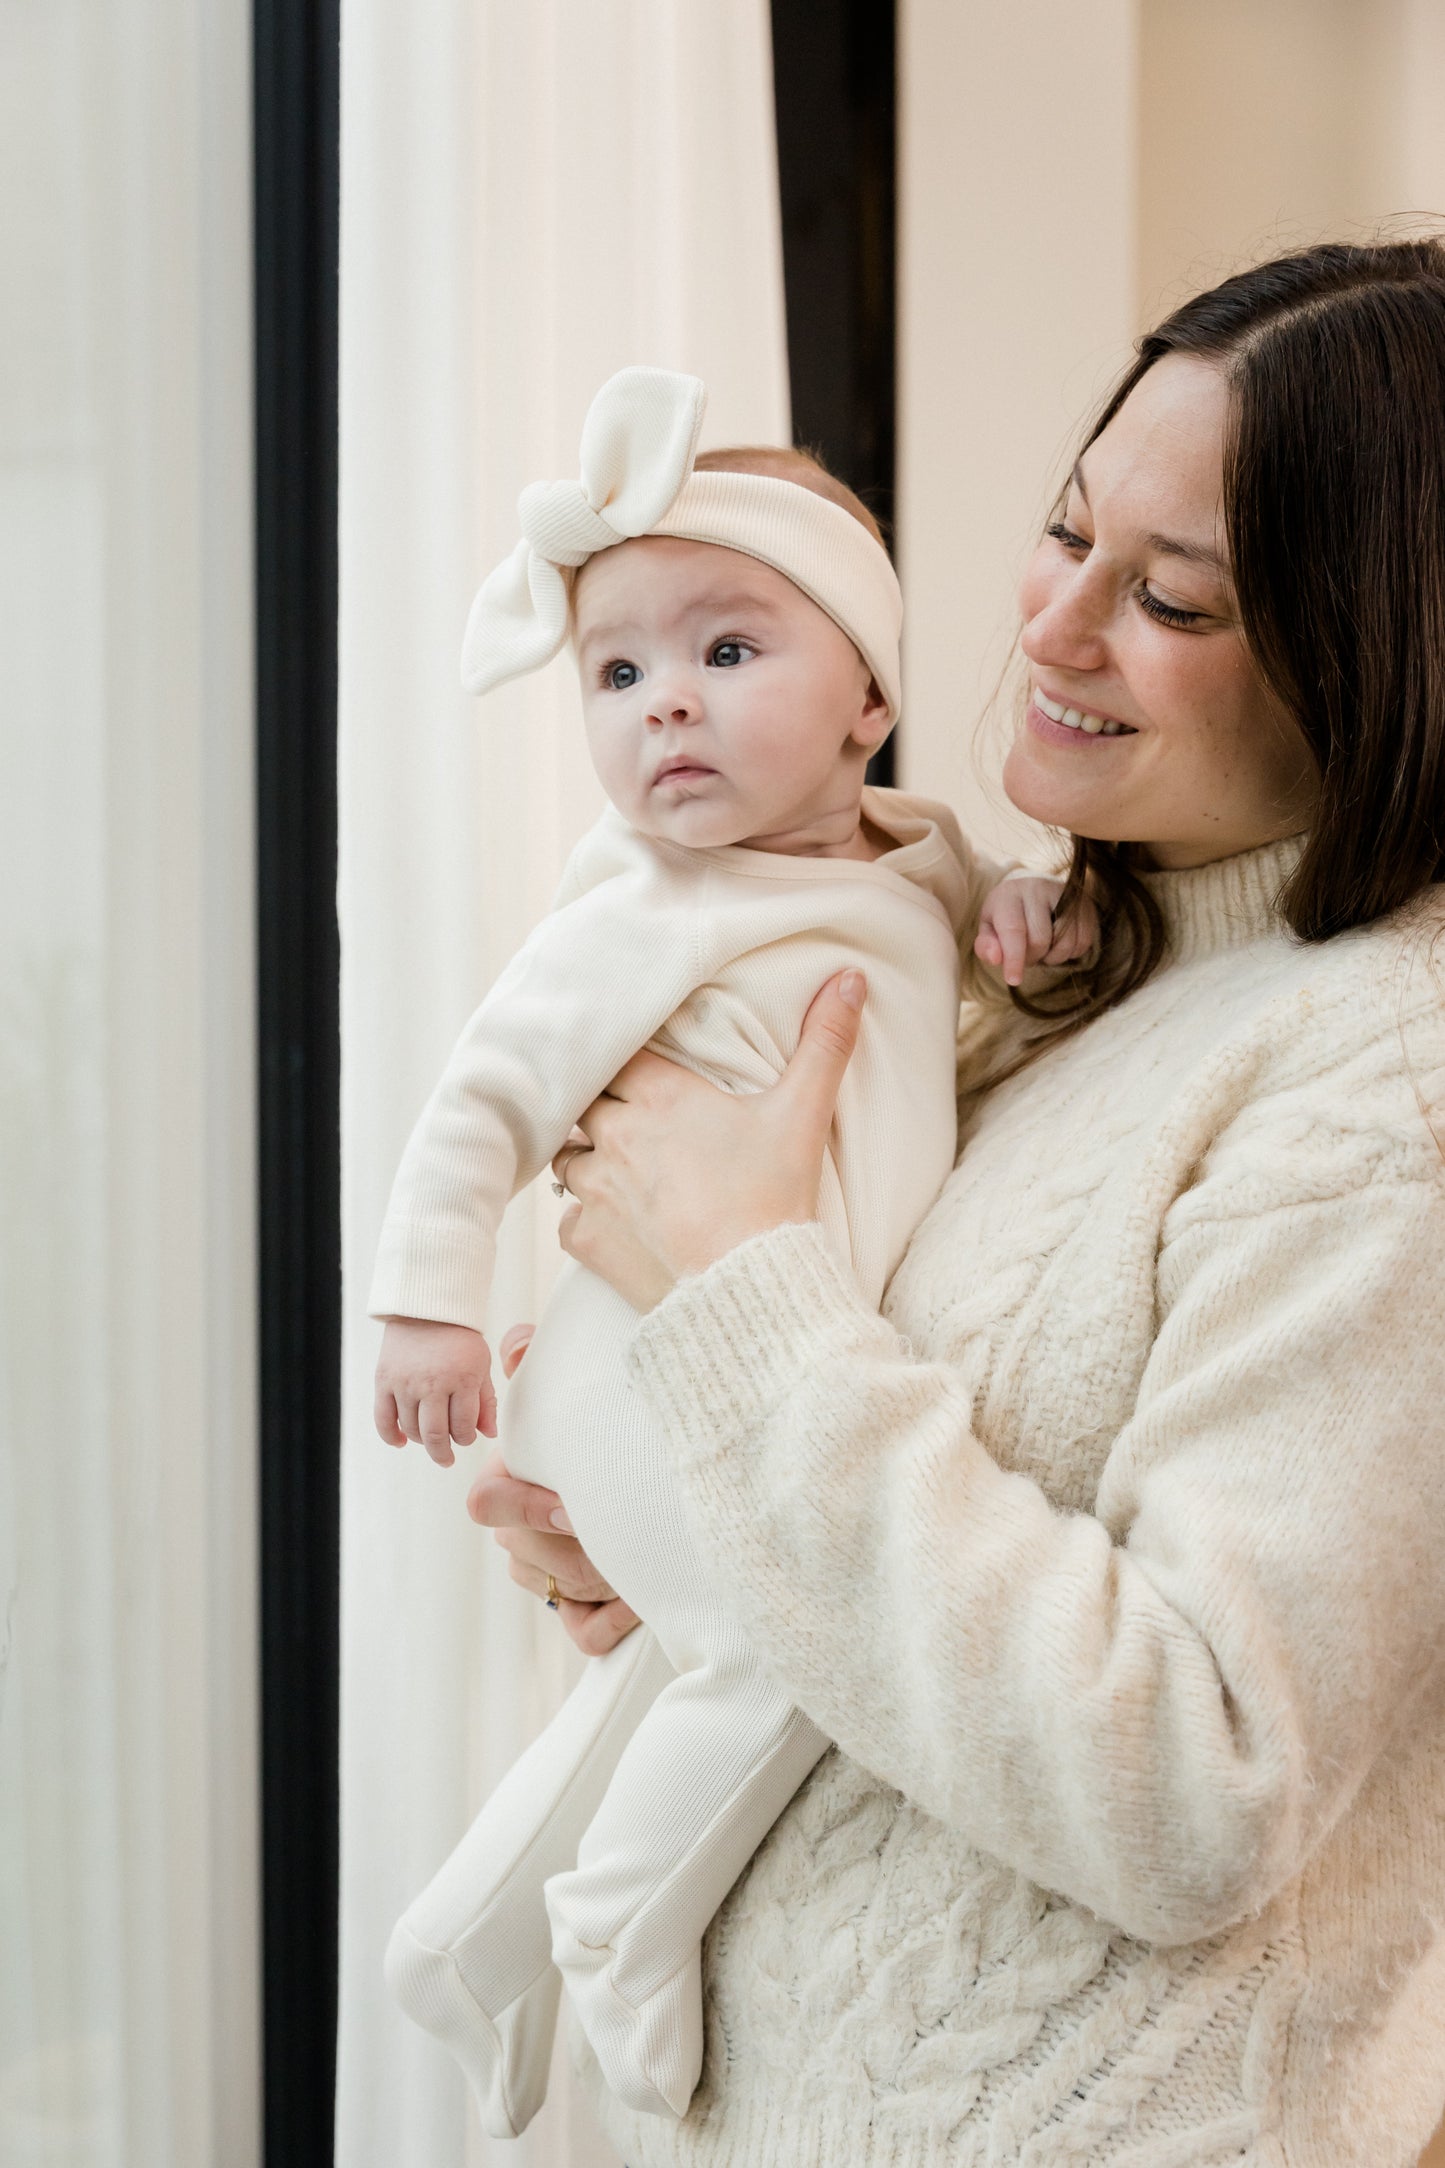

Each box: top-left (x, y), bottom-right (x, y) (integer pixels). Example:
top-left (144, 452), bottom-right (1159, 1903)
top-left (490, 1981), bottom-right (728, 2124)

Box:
top-left (545, 1574), bottom-right (561, 1611)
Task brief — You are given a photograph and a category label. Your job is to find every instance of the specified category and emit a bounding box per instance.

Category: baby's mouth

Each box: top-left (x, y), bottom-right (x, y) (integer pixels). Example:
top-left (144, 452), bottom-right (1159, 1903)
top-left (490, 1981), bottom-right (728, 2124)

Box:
top-left (653, 758), bottom-right (718, 783)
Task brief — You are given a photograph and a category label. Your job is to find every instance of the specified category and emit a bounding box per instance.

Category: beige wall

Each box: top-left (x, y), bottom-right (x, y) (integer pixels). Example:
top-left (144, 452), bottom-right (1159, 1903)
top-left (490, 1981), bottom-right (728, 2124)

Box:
top-left (1138, 0), bottom-right (1445, 322)
top-left (897, 0), bottom-right (1138, 859)
top-left (899, 0), bottom-right (1445, 859)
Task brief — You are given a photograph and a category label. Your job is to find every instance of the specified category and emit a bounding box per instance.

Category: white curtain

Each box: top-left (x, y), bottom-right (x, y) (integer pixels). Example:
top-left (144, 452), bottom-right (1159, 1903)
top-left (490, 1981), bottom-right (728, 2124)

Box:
top-left (0, 1), bottom-right (257, 2164)
top-left (335, 5), bottom-right (790, 2162)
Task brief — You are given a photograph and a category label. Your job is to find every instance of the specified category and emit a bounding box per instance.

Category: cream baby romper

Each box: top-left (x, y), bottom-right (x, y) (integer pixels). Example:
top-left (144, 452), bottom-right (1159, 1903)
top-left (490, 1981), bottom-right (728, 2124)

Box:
top-left (371, 785), bottom-right (995, 2133)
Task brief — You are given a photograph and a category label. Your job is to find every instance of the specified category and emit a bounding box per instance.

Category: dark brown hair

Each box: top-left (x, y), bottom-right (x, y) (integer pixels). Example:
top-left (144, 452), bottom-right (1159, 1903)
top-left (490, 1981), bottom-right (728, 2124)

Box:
top-left (1028, 239), bottom-right (1445, 1030)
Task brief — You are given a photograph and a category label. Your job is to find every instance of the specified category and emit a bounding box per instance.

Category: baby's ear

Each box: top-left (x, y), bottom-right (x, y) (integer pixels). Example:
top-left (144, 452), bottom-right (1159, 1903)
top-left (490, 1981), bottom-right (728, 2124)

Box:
top-left (849, 674), bottom-right (893, 752)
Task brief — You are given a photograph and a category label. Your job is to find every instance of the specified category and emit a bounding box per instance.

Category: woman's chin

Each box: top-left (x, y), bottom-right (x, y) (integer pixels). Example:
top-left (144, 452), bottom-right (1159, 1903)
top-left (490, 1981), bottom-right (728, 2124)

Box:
top-left (1001, 739), bottom-right (1086, 831)
top-left (1000, 737), bottom-right (1133, 842)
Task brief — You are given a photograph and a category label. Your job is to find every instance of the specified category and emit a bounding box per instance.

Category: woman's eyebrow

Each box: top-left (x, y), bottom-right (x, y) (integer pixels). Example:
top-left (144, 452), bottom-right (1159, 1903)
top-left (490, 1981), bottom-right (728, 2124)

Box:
top-left (1144, 531), bottom-right (1230, 578)
top-left (1071, 460), bottom-right (1229, 579)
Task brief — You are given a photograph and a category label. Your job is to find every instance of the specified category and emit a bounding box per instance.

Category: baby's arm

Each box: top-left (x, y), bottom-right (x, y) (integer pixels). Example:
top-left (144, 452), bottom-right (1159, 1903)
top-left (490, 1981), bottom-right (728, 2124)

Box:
top-left (370, 836), bottom-right (708, 1461)
top-left (974, 870), bottom-right (1098, 988)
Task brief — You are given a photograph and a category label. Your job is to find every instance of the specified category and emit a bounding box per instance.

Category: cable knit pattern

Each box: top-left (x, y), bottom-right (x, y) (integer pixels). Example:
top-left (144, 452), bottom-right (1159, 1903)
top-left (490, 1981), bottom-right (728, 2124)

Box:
top-left (573, 838), bottom-right (1445, 2168)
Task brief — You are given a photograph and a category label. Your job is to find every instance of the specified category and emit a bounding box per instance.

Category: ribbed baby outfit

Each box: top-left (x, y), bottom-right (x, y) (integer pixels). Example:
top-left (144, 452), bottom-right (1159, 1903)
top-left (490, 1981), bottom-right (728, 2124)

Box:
top-left (576, 836), bottom-right (1445, 2168)
top-left (372, 786), bottom-right (1000, 2131)
top-left (371, 787), bottom-right (989, 1331)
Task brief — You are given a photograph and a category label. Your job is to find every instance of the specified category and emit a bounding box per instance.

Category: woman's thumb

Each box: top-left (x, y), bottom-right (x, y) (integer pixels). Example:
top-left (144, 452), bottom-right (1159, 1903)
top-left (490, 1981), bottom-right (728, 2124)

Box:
top-left (499, 1322), bottom-right (535, 1380)
top-left (781, 970), bottom-right (866, 1130)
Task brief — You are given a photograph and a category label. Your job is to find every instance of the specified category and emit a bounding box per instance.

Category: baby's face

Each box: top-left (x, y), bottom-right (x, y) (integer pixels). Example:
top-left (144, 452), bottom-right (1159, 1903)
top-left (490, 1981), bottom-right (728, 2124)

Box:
top-left (571, 536), bottom-right (888, 852)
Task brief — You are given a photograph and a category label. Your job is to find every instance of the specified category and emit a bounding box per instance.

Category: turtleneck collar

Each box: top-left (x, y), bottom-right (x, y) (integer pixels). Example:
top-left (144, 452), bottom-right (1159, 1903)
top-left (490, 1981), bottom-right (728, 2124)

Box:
top-left (1141, 832), bottom-right (1306, 966)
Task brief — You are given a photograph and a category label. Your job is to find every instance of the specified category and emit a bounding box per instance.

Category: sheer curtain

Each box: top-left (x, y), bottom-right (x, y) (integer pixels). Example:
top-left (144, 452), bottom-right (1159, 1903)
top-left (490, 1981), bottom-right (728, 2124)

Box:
top-left (335, 5), bottom-right (789, 2162)
top-left (0, 1), bottom-right (257, 2164)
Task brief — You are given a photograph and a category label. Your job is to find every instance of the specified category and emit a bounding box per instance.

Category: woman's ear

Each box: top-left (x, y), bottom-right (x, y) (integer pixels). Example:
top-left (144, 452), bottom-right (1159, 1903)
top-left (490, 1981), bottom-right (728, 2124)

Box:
top-left (848, 674), bottom-right (893, 753)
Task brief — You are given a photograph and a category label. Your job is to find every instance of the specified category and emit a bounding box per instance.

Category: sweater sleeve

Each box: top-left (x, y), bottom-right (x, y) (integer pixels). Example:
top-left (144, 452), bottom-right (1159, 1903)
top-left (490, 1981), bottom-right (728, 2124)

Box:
top-left (627, 1151), bottom-right (1445, 1946)
top-left (369, 856), bottom-right (705, 1333)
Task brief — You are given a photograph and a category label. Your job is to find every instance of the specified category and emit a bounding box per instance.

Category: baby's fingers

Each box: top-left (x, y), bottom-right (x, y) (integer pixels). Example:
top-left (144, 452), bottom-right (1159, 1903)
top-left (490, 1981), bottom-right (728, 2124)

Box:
top-left (449, 1377), bottom-right (498, 1448)
top-left (1043, 901), bottom-right (1100, 966)
top-left (374, 1388), bottom-right (406, 1448)
top-left (1020, 884), bottom-right (1057, 967)
top-left (418, 1389), bottom-right (456, 1468)
top-left (973, 924), bottom-right (1004, 970)
top-left (987, 895), bottom-right (1032, 986)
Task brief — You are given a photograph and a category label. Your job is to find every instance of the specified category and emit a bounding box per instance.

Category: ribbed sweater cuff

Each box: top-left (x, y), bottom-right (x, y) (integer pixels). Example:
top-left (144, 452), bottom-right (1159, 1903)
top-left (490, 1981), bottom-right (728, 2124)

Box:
top-left (628, 1219), bottom-right (896, 1469)
top-left (367, 1219), bottom-right (496, 1335)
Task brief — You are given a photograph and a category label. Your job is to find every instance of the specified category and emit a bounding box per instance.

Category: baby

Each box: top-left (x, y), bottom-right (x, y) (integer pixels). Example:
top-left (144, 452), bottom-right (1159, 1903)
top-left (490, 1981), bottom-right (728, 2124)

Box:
top-left (371, 367), bottom-right (1093, 2136)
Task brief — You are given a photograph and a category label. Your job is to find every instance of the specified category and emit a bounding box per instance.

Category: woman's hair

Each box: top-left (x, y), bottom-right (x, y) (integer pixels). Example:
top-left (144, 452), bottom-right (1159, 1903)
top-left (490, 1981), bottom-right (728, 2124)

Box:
top-left (1026, 238), bottom-right (1445, 1030)
top-left (694, 444), bottom-right (887, 547)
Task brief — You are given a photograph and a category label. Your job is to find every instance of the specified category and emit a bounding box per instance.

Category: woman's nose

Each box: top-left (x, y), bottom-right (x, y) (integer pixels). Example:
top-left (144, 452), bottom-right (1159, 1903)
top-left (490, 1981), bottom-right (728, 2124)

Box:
top-left (1020, 565), bottom-right (1110, 675)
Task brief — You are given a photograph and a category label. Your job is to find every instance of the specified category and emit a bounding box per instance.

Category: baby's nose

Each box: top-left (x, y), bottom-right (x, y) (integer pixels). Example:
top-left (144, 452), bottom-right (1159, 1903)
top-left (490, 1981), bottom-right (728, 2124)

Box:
top-left (646, 684), bottom-right (703, 727)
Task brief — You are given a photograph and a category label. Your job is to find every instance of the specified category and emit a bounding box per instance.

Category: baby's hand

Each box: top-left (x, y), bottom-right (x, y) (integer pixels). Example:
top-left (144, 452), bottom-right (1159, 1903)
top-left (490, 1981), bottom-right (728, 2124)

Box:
top-left (374, 1316), bottom-right (497, 1468)
top-left (974, 874), bottom-right (1099, 988)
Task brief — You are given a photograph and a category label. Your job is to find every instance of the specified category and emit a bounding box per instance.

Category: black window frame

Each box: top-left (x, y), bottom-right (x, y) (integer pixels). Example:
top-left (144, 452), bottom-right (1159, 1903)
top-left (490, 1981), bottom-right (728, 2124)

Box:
top-left (253, 2), bottom-right (342, 2163)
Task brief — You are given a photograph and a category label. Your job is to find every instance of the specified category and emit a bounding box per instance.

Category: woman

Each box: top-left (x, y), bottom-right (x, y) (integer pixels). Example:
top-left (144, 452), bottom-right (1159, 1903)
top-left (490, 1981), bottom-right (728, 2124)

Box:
top-left (475, 242), bottom-right (1445, 2164)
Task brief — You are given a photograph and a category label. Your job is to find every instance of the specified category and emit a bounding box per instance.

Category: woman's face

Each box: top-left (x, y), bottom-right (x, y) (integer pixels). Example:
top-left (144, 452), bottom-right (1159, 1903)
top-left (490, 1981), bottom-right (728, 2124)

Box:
top-left (1005, 353), bottom-right (1317, 868)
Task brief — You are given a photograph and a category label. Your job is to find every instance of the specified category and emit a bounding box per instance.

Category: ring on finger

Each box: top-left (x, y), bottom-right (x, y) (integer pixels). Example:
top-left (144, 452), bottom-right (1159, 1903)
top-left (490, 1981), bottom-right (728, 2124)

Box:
top-left (551, 1142), bottom-right (588, 1200)
top-left (545, 1573), bottom-right (561, 1611)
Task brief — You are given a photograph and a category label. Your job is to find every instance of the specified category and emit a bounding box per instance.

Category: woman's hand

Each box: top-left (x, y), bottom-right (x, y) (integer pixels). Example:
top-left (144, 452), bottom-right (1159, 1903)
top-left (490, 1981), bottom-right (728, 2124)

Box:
top-left (466, 1324), bottom-right (639, 1656)
top-left (553, 968), bottom-right (866, 1312)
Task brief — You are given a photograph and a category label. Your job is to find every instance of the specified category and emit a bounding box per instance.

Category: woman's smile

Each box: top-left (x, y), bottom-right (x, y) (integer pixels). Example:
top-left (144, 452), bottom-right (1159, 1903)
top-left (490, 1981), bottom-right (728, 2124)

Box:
top-left (1027, 684), bottom-right (1137, 742)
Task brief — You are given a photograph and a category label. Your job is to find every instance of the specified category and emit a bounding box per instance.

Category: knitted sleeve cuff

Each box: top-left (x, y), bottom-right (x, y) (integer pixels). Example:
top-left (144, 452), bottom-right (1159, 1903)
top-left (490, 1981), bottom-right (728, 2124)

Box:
top-left (628, 1219), bottom-right (899, 1471)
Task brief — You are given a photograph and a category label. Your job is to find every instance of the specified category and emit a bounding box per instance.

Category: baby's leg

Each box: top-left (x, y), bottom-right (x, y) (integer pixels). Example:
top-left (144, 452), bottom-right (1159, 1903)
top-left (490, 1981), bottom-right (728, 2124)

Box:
top-left (545, 1633), bottom-right (829, 2119)
top-left (386, 1623), bottom-right (675, 2138)
top-left (498, 1260), bottom-right (831, 2118)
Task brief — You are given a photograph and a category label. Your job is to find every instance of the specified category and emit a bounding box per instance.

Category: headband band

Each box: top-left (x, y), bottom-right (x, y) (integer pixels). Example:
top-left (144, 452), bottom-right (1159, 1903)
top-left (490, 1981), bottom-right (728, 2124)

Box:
top-left (460, 365), bottom-right (902, 720)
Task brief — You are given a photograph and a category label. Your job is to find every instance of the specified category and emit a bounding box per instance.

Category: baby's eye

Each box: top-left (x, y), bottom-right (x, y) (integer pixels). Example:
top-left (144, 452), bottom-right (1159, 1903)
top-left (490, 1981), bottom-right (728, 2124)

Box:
top-left (603, 659), bottom-right (641, 690)
top-left (708, 640), bottom-right (749, 668)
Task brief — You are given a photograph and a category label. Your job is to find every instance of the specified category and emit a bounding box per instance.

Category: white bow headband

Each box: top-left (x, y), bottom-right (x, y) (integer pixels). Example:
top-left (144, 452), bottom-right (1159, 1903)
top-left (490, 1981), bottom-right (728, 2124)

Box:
top-left (460, 365), bottom-right (903, 721)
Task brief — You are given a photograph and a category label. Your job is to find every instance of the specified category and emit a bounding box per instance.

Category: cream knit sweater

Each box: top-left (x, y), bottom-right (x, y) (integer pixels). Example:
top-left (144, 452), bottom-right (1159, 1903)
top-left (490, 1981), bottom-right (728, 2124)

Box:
top-left (576, 836), bottom-right (1445, 2168)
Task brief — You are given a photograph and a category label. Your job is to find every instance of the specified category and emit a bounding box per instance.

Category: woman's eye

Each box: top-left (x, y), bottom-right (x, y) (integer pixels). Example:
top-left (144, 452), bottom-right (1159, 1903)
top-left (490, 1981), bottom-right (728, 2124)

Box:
top-left (604, 660), bottom-right (641, 690)
top-left (1046, 515), bottom-right (1206, 629)
top-left (1045, 520), bottom-right (1090, 553)
top-left (709, 640), bottom-right (748, 667)
top-left (1137, 587), bottom-right (1204, 630)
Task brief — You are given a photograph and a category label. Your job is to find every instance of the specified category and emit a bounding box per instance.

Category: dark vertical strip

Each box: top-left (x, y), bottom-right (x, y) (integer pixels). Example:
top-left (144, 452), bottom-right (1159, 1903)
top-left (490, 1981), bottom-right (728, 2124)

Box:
top-left (770, 0), bottom-right (898, 784)
top-left (253, 0), bottom-right (341, 2161)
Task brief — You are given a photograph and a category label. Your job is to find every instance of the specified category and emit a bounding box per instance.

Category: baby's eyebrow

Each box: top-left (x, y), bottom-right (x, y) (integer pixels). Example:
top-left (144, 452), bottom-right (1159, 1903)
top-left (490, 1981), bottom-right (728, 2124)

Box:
top-left (684, 587), bottom-right (785, 618)
top-left (576, 589), bottom-right (785, 650)
top-left (574, 616), bottom-right (636, 652)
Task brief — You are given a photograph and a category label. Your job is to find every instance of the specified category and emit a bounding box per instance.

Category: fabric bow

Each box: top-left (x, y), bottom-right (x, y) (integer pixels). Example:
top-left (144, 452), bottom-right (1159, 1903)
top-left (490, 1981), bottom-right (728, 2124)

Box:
top-left (461, 366), bottom-right (707, 696)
